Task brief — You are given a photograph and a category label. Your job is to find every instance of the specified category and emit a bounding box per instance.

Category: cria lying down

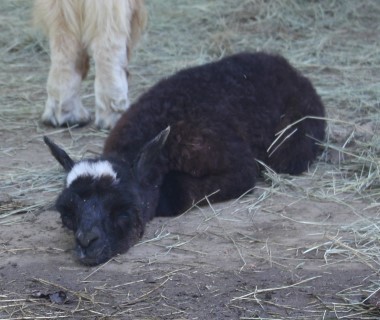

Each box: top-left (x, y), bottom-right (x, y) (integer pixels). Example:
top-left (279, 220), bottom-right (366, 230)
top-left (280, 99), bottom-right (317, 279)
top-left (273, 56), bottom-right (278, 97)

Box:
top-left (44, 52), bottom-right (326, 265)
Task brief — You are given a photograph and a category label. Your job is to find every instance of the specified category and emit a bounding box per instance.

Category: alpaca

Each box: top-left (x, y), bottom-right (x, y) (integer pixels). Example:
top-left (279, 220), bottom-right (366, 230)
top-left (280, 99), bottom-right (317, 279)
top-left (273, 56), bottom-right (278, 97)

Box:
top-left (34, 0), bottom-right (146, 129)
top-left (44, 52), bottom-right (326, 265)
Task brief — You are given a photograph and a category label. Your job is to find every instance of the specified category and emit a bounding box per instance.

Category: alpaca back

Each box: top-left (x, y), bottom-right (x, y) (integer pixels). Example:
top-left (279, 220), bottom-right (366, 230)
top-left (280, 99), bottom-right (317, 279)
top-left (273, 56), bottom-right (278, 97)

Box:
top-left (104, 52), bottom-right (325, 170)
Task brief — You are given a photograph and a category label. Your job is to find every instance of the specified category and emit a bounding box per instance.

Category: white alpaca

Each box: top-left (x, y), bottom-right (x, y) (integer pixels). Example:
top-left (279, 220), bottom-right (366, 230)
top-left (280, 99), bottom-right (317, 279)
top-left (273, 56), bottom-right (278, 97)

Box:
top-left (34, 0), bottom-right (146, 129)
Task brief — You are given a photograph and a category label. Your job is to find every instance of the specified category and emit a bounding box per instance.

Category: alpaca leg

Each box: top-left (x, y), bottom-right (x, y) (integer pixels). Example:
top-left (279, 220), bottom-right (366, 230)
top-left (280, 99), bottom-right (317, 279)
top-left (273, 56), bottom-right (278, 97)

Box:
top-left (42, 32), bottom-right (91, 127)
top-left (91, 33), bottom-right (129, 129)
top-left (157, 122), bottom-right (258, 216)
top-left (156, 168), bottom-right (257, 217)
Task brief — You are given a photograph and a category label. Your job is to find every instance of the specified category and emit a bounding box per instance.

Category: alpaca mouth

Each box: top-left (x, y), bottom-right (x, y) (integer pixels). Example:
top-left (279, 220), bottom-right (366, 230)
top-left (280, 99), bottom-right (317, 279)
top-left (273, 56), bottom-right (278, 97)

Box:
top-left (75, 244), bottom-right (111, 266)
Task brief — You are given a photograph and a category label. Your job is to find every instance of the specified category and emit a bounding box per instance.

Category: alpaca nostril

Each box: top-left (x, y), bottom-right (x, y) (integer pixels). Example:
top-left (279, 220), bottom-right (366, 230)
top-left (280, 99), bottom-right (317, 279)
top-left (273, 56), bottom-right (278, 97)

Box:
top-left (75, 229), bottom-right (99, 248)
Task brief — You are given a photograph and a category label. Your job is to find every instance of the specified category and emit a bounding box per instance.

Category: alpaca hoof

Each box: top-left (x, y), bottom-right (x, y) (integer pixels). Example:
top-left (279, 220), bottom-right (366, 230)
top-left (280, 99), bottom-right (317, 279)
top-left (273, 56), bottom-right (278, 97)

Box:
top-left (42, 105), bottom-right (92, 128)
top-left (95, 112), bottom-right (123, 130)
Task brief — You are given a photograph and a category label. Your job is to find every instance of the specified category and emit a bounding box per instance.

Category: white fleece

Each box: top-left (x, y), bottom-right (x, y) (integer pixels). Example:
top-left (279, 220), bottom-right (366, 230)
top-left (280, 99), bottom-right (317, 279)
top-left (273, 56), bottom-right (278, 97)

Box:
top-left (66, 160), bottom-right (118, 187)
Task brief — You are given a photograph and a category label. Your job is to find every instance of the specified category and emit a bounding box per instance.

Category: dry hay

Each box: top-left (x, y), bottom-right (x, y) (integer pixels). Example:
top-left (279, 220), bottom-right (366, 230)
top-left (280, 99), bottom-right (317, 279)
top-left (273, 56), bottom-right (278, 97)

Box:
top-left (1, 0), bottom-right (380, 318)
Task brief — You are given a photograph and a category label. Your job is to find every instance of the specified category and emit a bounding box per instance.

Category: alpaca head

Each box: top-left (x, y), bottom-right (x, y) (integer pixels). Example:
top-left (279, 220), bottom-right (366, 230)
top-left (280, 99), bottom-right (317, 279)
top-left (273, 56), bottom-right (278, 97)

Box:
top-left (43, 128), bottom-right (169, 265)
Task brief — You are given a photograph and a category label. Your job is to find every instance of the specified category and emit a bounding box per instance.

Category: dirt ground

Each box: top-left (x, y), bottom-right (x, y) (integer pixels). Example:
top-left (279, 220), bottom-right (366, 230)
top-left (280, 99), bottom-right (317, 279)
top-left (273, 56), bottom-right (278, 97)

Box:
top-left (1, 1), bottom-right (380, 319)
top-left (0, 146), bottom-right (377, 319)
top-left (1, 183), bottom-right (379, 319)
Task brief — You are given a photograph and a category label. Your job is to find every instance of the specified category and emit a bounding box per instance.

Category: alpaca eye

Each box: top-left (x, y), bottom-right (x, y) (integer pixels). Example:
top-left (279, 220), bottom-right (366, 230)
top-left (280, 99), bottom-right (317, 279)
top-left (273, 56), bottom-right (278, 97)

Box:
top-left (62, 213), bottom-right (75, 230)
top-left (113, 205), bottom-right (141, 231)
top-left (113, 211), bottom-right (130, 231)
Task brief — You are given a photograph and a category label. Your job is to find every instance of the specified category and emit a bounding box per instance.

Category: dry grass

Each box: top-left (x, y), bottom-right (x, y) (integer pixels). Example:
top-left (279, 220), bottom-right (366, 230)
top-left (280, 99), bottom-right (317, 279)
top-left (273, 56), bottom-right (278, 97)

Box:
top-left (1, 0), bottom-right (380, 318)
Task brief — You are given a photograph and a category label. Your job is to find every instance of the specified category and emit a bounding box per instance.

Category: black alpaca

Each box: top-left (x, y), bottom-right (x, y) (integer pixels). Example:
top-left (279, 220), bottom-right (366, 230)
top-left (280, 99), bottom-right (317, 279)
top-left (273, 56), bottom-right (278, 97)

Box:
top-left (45, 52), bottom-right (326, 265)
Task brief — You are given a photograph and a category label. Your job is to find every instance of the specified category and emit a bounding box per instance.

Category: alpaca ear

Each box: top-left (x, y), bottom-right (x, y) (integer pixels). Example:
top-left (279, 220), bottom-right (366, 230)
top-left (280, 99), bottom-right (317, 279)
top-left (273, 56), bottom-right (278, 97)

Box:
top-left (134, 127), bottom-right (170, 185)
top-left (43, 136), bottom-right (75, 172)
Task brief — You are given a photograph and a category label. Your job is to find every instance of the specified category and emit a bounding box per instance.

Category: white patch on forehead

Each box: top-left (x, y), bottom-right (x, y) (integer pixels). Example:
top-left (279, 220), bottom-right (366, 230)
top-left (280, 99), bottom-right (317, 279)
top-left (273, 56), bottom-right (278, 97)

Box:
top-left (66, 161), bottom-right (118, 187)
